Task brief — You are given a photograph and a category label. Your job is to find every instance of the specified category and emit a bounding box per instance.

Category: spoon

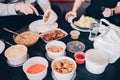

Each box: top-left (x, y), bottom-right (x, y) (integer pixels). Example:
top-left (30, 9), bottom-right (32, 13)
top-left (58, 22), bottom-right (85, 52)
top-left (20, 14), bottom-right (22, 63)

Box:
top-left (3, 27), bottom-right (26, 39)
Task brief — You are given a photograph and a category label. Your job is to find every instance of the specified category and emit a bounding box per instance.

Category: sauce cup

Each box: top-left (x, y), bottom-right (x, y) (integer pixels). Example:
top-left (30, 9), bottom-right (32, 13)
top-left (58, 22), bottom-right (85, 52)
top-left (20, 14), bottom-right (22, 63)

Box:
top-left (74, 52), bottom-right (85, 64)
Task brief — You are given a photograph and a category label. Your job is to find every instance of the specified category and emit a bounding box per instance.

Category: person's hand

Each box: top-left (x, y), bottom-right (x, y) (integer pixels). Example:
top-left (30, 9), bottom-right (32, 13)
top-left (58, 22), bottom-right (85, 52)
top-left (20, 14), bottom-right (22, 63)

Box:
top-left (102, 8), bottom-right (112, 17)
top-left (14, 2), bottom-right (39, 15)
top-left (65, 11), bottom-right (77, 20)
top-left (43, 9), bottom-right (58, 25)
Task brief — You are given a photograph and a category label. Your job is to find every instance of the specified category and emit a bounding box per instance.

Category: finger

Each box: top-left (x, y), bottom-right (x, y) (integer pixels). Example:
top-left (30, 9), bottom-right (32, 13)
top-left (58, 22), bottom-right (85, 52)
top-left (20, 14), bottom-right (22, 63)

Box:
top-left (28, 4), bottom-right (39, 16)
top-left (20, 8), bottom-right (29, 15)
top-left (24, 6), bottom-right (34, 14)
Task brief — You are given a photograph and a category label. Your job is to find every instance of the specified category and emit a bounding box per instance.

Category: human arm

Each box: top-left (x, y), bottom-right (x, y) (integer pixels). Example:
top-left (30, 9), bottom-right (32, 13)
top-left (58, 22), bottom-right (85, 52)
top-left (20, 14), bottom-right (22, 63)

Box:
top-left (65, 0), bottom-right (85, 20)
top-left (37, 0), bottom-right (51, 12)
top-left (0, 3), bottom-right (17, 16)
top-left (14, 2), bottom-right (39, 15)
top-left (0, 2), bottom-right (39, 16)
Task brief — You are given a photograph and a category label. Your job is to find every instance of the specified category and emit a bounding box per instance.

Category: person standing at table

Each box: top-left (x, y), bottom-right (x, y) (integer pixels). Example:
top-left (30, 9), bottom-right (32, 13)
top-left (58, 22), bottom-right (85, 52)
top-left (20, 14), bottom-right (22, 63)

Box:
top-left (65, 0), bottom-right (120, 26)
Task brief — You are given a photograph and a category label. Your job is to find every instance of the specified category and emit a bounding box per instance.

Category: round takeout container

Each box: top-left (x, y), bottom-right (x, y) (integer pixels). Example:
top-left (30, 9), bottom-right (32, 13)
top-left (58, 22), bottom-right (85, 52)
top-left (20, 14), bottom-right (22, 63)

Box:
top-left (23, 57), bottom-right (48, 80)
top-left (51, 56), bottom-right (77, 80)
top-left (4, 44), bottom-right (28, 67)
top-left (46, 40), bottom-right (66, 60)
top-left (70, 30), bottom-right (80, 39)
top-left (85, 49), bottom-right (109, 74)
top-left (74, 52), bottom-right (85, 64)
top-left (13, 30), bottom-right (39, 47)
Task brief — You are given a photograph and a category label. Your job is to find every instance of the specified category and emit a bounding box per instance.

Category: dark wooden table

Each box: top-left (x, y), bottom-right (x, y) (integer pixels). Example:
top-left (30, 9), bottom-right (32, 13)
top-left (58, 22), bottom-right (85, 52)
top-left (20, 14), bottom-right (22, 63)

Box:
top-left (0, 13), bottom-right (120, 80)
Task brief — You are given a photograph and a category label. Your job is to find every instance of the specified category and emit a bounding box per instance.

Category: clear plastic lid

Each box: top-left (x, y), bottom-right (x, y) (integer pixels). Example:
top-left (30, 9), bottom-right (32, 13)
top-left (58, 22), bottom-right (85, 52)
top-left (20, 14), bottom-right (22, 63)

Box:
top-left (67, 41), bottom-right (85, 53)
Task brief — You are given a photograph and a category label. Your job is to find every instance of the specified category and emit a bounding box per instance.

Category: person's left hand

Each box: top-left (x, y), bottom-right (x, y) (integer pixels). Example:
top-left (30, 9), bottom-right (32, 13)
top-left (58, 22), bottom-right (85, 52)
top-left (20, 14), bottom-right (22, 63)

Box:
top-left (43, 9), bottom-right (58, 24)
top-left (102, 8), bottom-right (112, 17)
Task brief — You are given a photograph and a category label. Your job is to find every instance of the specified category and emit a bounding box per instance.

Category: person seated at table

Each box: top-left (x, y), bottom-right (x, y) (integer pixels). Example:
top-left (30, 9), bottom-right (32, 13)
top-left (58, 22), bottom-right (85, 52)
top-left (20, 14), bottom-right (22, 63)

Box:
top-left (0, 0), bottom-right (60, 20)
top-left (65, 0), bottom-right (120, 26)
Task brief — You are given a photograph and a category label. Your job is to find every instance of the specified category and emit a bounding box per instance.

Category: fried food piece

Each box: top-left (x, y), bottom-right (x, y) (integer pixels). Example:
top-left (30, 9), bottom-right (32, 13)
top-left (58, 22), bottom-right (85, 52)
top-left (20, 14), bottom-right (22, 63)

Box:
top-left (44, 11), bottom-right (51, 22)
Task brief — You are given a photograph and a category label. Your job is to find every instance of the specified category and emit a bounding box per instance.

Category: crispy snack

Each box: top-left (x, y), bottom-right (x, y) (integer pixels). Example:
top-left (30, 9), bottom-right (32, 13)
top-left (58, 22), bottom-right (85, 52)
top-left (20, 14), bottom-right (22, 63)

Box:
top-left (40, 29), bottom-right (68, 42)
top-left (14, 31), bottom-right (39, 46)
top-left (53, 59), bottom-right (75, 74)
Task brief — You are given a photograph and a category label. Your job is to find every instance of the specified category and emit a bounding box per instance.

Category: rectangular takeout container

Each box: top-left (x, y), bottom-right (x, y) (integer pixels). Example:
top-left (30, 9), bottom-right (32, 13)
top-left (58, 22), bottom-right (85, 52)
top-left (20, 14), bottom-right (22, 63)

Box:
top-left (39, 28), bottom-right (68, 43)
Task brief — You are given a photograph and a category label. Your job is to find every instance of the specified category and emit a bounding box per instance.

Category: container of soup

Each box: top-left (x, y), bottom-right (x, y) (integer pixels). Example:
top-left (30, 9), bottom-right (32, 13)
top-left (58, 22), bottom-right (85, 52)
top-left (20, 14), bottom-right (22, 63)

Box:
top-left (23, 57), bottom-right (48, 80)
top-left (4, 44), bottom-right (28, 67)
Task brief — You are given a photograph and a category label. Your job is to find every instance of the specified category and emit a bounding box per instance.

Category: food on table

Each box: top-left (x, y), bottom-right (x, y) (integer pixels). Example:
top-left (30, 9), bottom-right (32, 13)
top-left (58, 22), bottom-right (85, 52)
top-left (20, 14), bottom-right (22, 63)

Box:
top-left (53, 59), bottom-right (75, 74)
top-left (70, 30), bottom-right (80, 40)
top-left (27, 64), bottom-right (46, 74)
top-left (74, 15), bottom-right (97, 28)
top-left (40, 29), bottom-right (67, 42)
top-left (14, 31), bottom-right (39, 46)
top-left (5, 45), bottom-right (27, 58)
top-left (47, 46), bottom-right (63, 53)
top-left (44, 11), bottom-right (51, 22)
top-left (74, 52), bottom-right (85, 64)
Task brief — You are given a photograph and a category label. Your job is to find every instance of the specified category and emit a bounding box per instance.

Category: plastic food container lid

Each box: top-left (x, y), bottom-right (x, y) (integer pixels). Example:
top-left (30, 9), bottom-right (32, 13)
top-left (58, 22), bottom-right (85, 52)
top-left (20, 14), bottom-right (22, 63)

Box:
top-left (85, 49), bottom-right (110, 65)
top-left (67, 41), bottom-right (85, 53)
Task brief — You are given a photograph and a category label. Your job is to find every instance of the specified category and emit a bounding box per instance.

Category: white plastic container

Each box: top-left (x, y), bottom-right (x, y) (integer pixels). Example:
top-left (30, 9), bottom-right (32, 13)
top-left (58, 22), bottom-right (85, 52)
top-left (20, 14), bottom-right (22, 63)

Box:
top-left (85, 49), bottom-right (109, 74)
top-left (4, 45), bottom-right (28, 66)
top-left (51, 56), bottom-right (77, 80)
top-left (70, 30), bottom-right (80, 40)
top-left (23, 57), bottom-right (48, 80)
top-left (46, 40), bottom-right (66, 60)
top-left (0, 40), bottom-right (5, 54)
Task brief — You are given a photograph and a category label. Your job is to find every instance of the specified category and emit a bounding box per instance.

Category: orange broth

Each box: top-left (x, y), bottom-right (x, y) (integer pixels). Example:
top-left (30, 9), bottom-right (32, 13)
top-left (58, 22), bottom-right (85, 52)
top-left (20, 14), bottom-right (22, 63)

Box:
top-left (27, 64), bottom-right (46, 74)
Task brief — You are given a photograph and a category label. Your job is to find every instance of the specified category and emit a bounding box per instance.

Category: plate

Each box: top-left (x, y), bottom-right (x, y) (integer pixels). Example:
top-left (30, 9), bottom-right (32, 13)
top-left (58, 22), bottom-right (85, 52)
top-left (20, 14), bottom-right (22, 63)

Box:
top-left (29, 20), bottom-right (58, 33)
top-left (67, 41), bottom-right (85, 53)
top-left (71, 16), bottom-right (97, 32)
top-left (0, 40), bottom-right (5, 54)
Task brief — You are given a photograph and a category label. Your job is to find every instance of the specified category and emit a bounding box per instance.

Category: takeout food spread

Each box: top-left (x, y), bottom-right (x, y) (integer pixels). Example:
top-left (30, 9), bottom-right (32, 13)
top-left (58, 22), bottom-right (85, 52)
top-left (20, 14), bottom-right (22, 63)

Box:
top-left (2, 16), bottom-right (120, 80)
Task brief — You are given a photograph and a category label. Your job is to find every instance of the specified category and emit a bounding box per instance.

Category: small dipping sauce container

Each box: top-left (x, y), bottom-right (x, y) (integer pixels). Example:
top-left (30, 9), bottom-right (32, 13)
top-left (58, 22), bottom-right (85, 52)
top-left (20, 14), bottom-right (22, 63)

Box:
top-left (74, 52), bottom-right (85, 64)
top-left (70, 30), bottom-right (80, 40)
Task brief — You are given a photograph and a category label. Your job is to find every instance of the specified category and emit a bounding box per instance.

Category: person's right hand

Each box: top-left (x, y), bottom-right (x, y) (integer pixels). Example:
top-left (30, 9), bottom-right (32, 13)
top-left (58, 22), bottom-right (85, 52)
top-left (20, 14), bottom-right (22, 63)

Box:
top-left (65, 11), bottom-right (77, 20)
top-left (14, 2), bottom-right (39, 15)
